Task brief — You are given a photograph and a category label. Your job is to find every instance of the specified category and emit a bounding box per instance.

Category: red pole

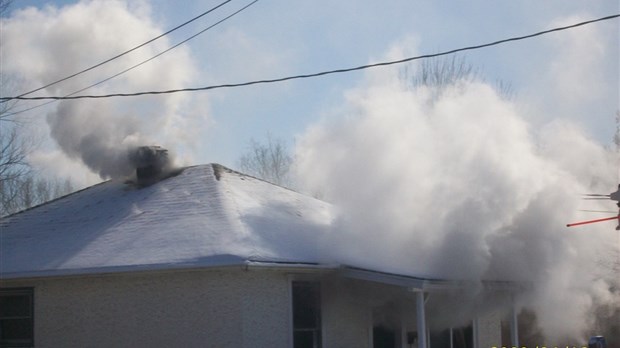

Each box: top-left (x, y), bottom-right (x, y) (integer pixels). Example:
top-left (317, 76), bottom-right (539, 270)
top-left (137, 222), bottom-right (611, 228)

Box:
top-left (566, 216), bottom-right (619, 227)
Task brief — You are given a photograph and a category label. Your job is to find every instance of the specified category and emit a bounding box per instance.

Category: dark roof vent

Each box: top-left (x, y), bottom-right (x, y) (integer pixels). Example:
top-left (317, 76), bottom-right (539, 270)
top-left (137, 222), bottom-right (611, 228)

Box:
top-left (130, 146), bottom-right (169, 186)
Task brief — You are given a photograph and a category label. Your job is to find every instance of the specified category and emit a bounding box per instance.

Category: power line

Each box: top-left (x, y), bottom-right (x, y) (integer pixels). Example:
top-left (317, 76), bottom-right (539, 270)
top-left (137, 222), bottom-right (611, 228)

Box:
top-left (5, 0), bottom-right (233, 100)
top-left (2, 0), bottom-right (259, 118)
top-left (2, 13), bottom-right (618, 102)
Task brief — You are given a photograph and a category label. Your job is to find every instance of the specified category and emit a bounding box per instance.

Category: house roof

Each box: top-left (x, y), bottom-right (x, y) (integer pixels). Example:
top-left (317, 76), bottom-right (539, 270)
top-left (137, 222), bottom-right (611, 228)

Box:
top-left (0, 164), bottom-right (333, 279)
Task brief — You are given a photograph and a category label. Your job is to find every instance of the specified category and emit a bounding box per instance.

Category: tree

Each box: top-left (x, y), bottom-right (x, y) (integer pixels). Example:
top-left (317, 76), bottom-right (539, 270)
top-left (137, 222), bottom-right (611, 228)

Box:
top-left (0, 130), bottom-right (74, 218)
top-left (402, 54), bottom-right (478, 91)
top-left (0, 104), bottom-right (73, 217)
top-left (0, 0), bottom-right (73, 216)
top-left (0, 127), bottom-right (33, 214)
top-left (1, 92), bottom-right (33, 214)
top-left (400, 55), bottom-right (514, 100)
top-left (0, 0), bottom-right (11, 15)
top-left (237, 133), bottom-right (293, 187)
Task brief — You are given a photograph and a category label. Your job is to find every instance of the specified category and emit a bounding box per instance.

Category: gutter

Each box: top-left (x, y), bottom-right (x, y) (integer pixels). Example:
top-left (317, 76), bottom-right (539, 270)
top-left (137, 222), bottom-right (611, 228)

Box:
top-left (243, 259), bottom-right (338, 273)
top-left (340, 266), bottom-right (462, 291)
top-left (339, 266), bottom-right (527, 292)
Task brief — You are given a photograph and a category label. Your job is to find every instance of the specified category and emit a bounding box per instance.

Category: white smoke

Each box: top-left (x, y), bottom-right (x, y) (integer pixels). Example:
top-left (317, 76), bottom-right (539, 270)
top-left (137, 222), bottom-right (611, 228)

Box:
top-left (295, 47), bottom-right (619, 340)
top-left (1, 0), bottom-right (208, 180)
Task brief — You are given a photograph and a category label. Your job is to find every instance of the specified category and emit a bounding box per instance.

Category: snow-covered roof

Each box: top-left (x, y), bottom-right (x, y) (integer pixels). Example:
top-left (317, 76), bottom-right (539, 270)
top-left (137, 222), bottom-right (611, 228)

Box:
top-left (0, 164), bottom-right (333, 279)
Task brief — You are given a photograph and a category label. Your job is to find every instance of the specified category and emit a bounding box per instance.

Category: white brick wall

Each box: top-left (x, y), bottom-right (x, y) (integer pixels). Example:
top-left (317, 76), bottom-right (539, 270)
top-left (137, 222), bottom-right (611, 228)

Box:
top-left (322, 279), bottom-right (374, 348)
top-left (477, 310), bottom-right (502, 348)
top-left (2, 268), bottom-right (290, 348)
top-left (1, 269), bottom-right (505, 348)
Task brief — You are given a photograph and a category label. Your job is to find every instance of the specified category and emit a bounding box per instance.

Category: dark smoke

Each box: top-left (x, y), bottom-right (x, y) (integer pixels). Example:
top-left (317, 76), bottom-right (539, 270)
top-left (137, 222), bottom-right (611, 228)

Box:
top-left (1, 0), bottom-right (202, 182)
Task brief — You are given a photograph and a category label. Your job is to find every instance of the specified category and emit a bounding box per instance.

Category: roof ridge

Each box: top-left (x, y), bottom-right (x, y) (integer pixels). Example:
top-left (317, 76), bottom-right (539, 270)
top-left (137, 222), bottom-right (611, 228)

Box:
top-left (1, 163), bottom-right (323, 221)
top-left (207, 163), bottom-right (264, 260)
top-left (211, 163), bottom-right (263, 182)
top-left (1, 162), bottom-right (334, 279)
top-left (210, 163), bottom-right (320, 199)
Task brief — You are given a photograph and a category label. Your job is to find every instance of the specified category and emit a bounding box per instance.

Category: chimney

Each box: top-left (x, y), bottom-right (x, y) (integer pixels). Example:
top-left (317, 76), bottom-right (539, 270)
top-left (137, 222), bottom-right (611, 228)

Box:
top-left (130, 146), bottom-right (170, 185)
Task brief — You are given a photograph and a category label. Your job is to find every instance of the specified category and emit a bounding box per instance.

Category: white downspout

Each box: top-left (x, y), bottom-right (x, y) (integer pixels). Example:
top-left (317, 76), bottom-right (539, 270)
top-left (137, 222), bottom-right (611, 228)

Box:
top-left (368, 308), bottom-right (374, 348)
top-left (416, 291), bottom-right (427, 348)
top-left (510, 302), bottom-right (519, 348)
top-left (472, 317), bottom-right (479, 348)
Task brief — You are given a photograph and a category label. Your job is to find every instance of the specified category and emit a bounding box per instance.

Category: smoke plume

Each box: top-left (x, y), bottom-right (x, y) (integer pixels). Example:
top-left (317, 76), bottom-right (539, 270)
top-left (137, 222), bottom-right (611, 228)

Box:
top-left (295, 52), bottom-right (619, 340)
top-left (1, 0), bottom-right (207, 180)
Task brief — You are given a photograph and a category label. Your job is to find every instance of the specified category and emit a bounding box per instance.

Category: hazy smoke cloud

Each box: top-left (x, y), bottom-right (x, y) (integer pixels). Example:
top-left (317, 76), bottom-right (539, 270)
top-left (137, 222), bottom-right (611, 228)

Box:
top-left (295, 61), bottom-right (619, 340)
top-left (1, 0), bottom-right (207, 179)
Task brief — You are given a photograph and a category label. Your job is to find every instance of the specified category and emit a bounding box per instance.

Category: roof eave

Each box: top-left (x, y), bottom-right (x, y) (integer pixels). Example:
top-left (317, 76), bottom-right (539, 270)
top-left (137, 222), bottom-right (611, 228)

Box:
top-left (339, 266), bottom-right (526, 292)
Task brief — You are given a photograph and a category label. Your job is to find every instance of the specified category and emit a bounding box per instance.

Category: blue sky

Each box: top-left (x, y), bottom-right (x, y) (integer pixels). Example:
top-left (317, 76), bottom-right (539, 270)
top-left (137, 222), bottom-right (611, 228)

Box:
top-left (1, 0), bottom-right (619, 185)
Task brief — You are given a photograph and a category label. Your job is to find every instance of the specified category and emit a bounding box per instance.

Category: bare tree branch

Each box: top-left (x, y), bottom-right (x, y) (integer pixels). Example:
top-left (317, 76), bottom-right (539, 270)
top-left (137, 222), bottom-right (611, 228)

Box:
top-left (400, 55), bottom-right (515, 101)
top-left (237, 133), bottom-right (293, 187)
top-left (0, 0), bottom-right (74, 216)
top-left (0, 0), bottom-right (12, 16)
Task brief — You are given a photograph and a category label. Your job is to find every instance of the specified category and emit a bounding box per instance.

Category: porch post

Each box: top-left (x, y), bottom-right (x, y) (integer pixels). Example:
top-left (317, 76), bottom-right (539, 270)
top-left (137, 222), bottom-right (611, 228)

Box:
top-left (510, 301), bottom-right (519, 347)
top-left (416, 291), bottom-right (427, 348)
top-left (472, 317), bottom-right (479, 348)
top-left (427, 328), bottom-right (431, 348)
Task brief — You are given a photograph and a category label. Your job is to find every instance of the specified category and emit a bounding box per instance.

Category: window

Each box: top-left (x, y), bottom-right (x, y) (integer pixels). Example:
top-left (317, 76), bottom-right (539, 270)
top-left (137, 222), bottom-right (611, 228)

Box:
top-left (373, 325), bottom-right (397, 348)
top-left (452, 324), bottom-right (474, 348)
top-left (292, 281), bottom-right (321, 348)
top-left (429, 325), bottom-right (474, 348)
top-left (0, 288), bottom-right (34, 348)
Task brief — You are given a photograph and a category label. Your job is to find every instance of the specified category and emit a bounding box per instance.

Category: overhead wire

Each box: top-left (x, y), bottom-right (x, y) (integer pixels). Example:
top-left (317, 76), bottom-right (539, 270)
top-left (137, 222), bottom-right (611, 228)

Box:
top-left (2, 13), bottom-right (618, 102)
top-left (4, 0), bottom-right (233, 100)
top-left (2, 0), bottom-right (260, 118)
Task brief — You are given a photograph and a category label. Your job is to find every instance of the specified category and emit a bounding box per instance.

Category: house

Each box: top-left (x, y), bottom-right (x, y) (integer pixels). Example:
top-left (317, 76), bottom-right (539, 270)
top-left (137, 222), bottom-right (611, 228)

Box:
top-left (0, 163), bottom-right (521, 348)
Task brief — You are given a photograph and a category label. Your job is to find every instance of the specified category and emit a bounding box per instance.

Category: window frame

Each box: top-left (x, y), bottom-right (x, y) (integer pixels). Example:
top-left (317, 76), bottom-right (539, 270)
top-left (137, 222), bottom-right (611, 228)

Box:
top-left (289, 279), bottom-right (322, 348)
top-left (0, 287), bottom-right (34, 348)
